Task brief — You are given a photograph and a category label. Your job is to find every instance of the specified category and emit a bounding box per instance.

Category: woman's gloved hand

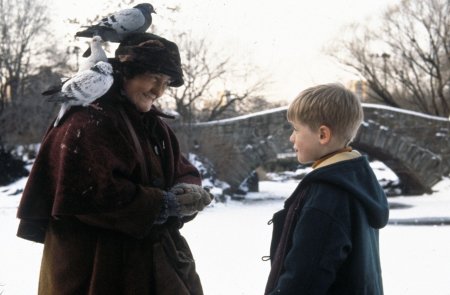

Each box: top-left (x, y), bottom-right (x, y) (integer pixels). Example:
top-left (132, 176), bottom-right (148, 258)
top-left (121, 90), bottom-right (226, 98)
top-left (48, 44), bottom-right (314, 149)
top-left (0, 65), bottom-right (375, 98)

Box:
top-left (169, 183), bottom-right (213, 216)
top-left (155, 184), bottom-right (213, 224)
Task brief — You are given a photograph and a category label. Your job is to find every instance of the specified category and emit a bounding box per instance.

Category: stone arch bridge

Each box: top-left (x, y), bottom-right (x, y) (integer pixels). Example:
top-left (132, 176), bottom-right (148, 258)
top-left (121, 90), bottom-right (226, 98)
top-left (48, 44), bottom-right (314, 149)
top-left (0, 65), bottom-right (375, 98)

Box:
top-left (172, 104), bottom-right (450, 196)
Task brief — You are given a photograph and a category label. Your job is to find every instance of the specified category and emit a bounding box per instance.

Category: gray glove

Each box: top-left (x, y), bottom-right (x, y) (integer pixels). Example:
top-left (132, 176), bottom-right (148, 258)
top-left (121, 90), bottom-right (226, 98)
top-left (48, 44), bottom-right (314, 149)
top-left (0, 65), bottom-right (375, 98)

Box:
top-left (169, 183), bottom-right (213, 216)
top-left (155, 184), bottom-right (213, 224)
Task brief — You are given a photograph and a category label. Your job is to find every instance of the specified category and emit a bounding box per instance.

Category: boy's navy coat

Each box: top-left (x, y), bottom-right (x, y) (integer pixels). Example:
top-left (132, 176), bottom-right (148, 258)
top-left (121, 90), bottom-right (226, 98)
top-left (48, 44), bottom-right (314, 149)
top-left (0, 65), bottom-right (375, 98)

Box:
top-left (266, 156), bottom-right (389, 295)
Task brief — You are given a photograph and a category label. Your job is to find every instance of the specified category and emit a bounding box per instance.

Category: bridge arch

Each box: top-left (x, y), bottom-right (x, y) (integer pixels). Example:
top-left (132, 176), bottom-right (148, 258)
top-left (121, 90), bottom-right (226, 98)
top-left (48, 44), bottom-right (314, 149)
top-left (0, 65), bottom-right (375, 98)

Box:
top-left (172, 104), bottom-right (449, 196)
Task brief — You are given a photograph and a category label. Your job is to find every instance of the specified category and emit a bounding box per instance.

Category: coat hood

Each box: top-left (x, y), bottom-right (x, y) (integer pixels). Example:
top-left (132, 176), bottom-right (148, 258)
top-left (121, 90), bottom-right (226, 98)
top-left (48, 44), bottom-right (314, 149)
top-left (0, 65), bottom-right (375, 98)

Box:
top-left (302, 155), bottom-right (389, 229)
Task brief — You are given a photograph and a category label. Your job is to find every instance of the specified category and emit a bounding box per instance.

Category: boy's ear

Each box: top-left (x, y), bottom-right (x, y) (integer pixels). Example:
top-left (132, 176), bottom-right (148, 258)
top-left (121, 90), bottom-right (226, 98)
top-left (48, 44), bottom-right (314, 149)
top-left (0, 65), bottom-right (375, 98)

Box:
top-left (318, 125), bottom-right (332, 144)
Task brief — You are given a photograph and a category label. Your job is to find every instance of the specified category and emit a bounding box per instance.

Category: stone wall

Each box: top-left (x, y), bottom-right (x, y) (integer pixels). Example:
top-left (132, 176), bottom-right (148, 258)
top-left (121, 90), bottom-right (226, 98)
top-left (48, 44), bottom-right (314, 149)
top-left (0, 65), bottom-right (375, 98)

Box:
top-left (171, 104), bottom-right (450, 195)
top-left (354, 104), bottom-right (450, 194)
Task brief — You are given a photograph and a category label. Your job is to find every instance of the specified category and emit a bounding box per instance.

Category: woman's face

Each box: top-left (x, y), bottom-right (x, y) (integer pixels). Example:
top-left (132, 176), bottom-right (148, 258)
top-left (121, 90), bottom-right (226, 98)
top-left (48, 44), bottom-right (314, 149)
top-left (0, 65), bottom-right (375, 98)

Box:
top-left (123, 72), bottom-right (172, 112)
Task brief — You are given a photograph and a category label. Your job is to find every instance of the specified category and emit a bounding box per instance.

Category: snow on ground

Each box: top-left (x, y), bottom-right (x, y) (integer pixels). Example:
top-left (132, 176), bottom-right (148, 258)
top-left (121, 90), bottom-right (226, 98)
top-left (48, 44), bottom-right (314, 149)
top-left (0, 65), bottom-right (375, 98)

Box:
top-left (182, 179), bottom-right (450, 295)
top-left (1, 177), bottom-right (450, 294)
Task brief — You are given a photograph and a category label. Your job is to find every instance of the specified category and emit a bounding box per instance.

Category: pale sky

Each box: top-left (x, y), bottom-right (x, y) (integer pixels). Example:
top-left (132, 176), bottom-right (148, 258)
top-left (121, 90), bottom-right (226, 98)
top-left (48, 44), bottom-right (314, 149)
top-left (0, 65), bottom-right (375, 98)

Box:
top-left (50, 0), bottom-right (398, 102)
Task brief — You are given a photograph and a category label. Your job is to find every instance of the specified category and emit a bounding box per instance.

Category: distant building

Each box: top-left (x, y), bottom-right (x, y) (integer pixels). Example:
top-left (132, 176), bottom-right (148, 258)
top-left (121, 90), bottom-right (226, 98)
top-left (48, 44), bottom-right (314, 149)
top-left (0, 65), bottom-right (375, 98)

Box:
top-left (0, 76), bottom-right (12, 104)
top-left (346, 80), bottom-right (385, 105)
top-left (201, 90), bottom-right (239, 119)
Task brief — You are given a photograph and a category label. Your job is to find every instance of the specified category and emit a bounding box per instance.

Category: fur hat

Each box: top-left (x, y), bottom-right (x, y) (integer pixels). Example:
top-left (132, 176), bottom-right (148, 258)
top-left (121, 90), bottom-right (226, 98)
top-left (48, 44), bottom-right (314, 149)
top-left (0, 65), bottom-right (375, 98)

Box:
top-left (115, 33), bottom-right (184, 87)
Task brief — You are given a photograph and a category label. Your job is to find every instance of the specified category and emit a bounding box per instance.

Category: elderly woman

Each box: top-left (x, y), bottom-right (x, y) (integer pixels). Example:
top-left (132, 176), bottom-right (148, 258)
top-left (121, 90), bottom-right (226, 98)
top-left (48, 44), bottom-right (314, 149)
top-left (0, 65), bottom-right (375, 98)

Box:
top-left (16, 33), bottom-right (211, 295)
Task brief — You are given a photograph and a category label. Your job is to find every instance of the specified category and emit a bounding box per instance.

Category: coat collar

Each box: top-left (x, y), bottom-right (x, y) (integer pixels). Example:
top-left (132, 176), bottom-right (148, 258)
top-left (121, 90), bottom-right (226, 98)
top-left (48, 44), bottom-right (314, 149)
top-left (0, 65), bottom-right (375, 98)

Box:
top-left (313, 148), bottom-right (361, 169)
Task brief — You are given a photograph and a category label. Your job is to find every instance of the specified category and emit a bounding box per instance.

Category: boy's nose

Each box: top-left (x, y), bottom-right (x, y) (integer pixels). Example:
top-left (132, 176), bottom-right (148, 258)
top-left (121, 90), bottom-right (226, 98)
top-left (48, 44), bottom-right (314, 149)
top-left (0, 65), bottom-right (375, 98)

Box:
top-left (289, 132), bottom-right (295, 143)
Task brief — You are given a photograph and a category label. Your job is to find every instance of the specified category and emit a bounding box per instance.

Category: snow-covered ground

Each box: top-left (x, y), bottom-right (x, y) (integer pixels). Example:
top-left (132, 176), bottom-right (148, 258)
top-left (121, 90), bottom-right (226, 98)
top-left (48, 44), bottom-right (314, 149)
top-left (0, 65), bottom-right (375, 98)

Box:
top-left (1, 175), bottom-right (450, 294)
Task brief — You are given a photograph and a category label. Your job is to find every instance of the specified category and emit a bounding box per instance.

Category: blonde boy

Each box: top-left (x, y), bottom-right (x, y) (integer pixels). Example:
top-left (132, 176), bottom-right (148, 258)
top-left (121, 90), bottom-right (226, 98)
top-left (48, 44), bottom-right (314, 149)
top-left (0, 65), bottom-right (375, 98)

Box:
top-left (265, 83), bottom-right (389, 295)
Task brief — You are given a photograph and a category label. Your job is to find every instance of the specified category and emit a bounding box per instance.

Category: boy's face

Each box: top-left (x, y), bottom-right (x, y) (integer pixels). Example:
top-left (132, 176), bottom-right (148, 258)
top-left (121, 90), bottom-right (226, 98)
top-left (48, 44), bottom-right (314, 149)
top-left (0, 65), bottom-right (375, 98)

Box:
top-left (289, 120), bottom-right (324, 164)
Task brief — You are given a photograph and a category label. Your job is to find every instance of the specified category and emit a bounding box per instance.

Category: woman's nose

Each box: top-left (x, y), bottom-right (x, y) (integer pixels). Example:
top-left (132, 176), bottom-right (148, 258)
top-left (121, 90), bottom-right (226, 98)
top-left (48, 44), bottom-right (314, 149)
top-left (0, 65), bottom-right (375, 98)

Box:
top-left (151, 82), bottom-right (166, 98)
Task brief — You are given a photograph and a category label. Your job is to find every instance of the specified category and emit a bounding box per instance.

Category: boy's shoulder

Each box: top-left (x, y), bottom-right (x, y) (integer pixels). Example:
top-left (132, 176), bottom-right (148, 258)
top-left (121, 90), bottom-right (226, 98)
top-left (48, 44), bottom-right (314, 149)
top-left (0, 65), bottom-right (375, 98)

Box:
top-left (300, 155), bottom-right (388, 227)
top-left (305, 179), bottom-right (353, 206)
top-left (300, 157), bottom-right (369, 203)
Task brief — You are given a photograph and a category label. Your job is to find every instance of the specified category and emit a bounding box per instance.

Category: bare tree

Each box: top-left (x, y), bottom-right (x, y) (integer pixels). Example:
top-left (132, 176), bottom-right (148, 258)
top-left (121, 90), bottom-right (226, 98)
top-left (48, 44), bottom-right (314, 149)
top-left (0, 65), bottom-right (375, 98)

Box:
top-left (0, 0), bottom-right (77, 146)
top-left (0, 67), bottom-right (61, 145)
top-left (328, 0), bottom-right (450, 117)
top-left (199, 82), bottom-right (277, 122)
top-left (162, 32), bottom-right (269, 124)
top-left (0, 0), bottom-right (52, 111)
top-left (164, 33), bottom-right (228, 124)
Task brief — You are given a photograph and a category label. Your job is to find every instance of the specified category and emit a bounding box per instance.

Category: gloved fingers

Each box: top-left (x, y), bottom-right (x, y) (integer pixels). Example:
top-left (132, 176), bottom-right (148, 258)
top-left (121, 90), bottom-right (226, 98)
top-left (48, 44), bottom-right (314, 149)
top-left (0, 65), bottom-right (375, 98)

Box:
top-left (169, 187), bottom-right (186, 195)
top-left (169, 184), bottom-right (214, 215)
top-left (178, 206), bottom-right (197, 216)
top-left (194, 193), bottom-right (213, 211)
top-left (178, 195), bottom-right (202, 216)
top-left (181, 193), bottom-right (209, 212)
top-left (176, 192), bottom-right (202, 206)
top-left (174, 183), bottom-right (211, 195)
top-left (172, 183), bottom-right (197, 192)
top-left (201, 192), bottom-right (213, 206)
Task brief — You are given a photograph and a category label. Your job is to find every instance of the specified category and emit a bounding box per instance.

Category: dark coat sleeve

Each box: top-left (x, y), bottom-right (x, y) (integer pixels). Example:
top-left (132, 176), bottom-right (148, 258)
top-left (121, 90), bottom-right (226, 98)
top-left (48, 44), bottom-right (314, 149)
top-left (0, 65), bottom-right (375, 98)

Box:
top-left (53, 114), bottom-right (141, 213)
top-left (17, 107), bottom-right (166, 240)
top-left (76, 185), bottom-right (164, 239)
top-left (269, 185), bottom-right (353, 295)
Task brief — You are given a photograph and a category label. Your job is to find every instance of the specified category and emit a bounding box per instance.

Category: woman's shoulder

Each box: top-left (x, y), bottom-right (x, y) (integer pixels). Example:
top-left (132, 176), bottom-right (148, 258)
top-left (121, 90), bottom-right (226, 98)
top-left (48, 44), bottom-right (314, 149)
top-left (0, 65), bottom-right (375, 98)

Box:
top-left (67, 93), bottom-right (122, 122)
top-left (49, 101), bottom-right (122, 140)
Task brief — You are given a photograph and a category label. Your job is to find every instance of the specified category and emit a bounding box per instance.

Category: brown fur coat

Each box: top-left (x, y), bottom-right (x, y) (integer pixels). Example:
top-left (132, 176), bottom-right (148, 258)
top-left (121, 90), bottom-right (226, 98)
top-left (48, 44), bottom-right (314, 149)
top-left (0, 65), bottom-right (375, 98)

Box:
top-left (17, 92), bottom-right (203, 294)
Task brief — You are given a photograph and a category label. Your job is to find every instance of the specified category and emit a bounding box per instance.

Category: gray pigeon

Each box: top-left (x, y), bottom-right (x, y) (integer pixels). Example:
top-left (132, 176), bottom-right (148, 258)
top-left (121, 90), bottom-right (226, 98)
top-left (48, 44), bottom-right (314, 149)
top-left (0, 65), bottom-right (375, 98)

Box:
top-left (78, 35), bottom-right (108, 72)
top-left (43, 36), bottom-right (109, 97)
top-left (44, 61), bottom-right (114, 127)
top-left (76, 3), bottom-right (156, 56)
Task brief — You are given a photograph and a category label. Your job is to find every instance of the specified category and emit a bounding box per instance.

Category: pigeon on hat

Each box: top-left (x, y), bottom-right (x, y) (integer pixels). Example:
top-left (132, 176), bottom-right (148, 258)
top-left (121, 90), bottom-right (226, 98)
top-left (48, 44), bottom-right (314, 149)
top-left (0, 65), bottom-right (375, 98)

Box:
top-left (76, 3), bottom-right (156, 57)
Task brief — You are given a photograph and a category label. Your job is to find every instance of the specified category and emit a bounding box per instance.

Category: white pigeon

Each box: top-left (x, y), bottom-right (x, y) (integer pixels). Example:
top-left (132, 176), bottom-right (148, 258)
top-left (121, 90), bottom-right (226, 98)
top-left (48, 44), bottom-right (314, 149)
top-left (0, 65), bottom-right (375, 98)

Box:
top-left (78, 36), bottom-right (108, 72)
top-left (76, 3), bottom-right (156, 56)
top-left (43, 61), bottom-right (114, 127)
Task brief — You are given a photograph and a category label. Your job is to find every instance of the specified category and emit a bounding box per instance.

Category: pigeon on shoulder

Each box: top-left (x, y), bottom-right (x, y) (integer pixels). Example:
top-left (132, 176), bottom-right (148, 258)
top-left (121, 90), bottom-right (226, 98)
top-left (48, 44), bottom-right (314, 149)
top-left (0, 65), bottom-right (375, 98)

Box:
top-left (43, 61), bottom-right (114, 127)
top-left (78, 35), bottom-right (108, 72)
top-left (43, 36), bottom-right (108, 97)
top-left (76, 3), bottom-right (156, 57)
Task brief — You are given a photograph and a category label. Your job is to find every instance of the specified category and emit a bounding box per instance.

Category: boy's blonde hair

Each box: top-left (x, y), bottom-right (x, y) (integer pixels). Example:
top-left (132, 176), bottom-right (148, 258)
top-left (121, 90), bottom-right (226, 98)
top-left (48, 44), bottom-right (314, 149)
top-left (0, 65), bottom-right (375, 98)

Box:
top-left (287, 83), bottom-right (363, 145)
